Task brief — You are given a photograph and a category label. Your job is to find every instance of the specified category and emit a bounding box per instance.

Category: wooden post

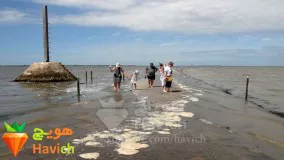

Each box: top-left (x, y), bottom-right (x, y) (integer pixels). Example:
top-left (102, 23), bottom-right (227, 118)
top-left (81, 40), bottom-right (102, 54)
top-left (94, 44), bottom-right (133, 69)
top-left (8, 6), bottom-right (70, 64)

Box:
top-left (42, 5), bottom-right (50, 62)
top-left (77, 76), bottom-right (80, 96)
top-left (90, 71), bottom-right (93, 83)
top-left (77, 95), bottom-right (81, 102)
top-left (245, 76), bottom-right (249, 101)
top-left (85, 71), bottom-right (88, 84)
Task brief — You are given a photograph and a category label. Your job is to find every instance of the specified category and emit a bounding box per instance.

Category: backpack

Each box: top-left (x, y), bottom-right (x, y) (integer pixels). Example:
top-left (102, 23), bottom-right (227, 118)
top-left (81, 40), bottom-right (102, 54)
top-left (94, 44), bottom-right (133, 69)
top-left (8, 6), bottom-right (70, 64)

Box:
top-left (114, 68), bottom-right (122, 78)
top-left (147, 66), bottom-right (156, 76)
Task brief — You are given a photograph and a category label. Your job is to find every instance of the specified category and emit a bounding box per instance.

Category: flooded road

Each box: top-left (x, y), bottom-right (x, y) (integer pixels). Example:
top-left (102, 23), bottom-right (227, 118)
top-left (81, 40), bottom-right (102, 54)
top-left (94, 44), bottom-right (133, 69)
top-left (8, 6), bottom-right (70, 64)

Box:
top-left (0, 66), bottom-right (283, 159)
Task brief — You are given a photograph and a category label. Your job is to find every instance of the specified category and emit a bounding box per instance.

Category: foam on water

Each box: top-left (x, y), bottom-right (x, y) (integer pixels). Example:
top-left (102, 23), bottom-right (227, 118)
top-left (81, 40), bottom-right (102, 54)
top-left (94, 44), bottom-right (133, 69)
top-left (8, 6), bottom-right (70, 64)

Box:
top-left (66, 87), bottom-right (77, 93)
top-left (85, 142), bottom-right (100, 147)
top-left (73, 83), bottom-right (200, 157)
top-left (192, 88), bottom-right (203, 93)
top-left (79, 153), bottom-right (100, 159)
top-left (199, 119), bottom-right (213, 125)
top-left (144, 127), bottom-right (154, 131)
top-left (166, 107), bottom-right (184, 112)
top-left (73, 129), bottom-right (151, 156)
top-left (190, 97), bottom-right (199, 102)
top-left (178, 83), bottom-right (204, 93)
top-left (194, 93), bottom-right (203, 96)
top-left (157, 131), bottom-right (171, 134)
top-left (116, 148), bottom-right (139, 155)
top-left (66, 86), bottom-right (104, 93)
top-left (181, 95), bottom-right (190, 98)
top-left (117, 140), bottom-right (149, 155)
top-left (178, 112), bottom-right (194, 117)
top-left (103, 130), bottom-right (110, 133)
top-left (111, 128), bottom-right (122, 132)
top-left (176, 99), bottom-right (189, 104)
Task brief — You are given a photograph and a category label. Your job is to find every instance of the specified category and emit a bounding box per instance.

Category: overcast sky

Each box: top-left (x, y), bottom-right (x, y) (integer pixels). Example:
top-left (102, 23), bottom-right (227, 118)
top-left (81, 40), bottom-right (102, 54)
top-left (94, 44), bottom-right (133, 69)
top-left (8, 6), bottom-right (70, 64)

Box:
top-left (0, 0), bottom-right (284, 65)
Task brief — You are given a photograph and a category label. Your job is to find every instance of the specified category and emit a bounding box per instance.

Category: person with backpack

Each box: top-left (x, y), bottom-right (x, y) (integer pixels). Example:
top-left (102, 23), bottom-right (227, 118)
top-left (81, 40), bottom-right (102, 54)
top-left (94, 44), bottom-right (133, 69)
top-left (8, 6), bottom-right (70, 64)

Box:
top-left (109, 63), bottom-right (127, 92)
top-left (145, 63), bottom-right (158, 88)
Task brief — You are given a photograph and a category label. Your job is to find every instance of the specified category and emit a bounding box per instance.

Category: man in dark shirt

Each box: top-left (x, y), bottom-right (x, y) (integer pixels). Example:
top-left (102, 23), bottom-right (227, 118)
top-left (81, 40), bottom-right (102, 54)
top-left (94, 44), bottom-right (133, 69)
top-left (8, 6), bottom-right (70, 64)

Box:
top-left (145, 63), bottom-right (158, 88)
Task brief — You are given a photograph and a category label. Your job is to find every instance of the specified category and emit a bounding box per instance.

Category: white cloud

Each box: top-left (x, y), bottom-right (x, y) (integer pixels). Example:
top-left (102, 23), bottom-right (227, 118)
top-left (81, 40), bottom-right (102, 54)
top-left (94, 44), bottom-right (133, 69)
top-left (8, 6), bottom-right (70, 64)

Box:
top-left (160, 42), bottom-right (180, 46)
top-left (262, 37), bottom-right (271, 41)
top-left (35, 0), bottom-right (284, 34)
top-left (0, 8), bottom-right (31, 23)
top-left (112, 32), bottom-right (121, 36)
top-left (87, 36), bottom-right (95, 40)
top-left (33, 0), bottom-right (136, 11)
top-left (134, 38), bottom-right (143, 43)
top-left (184, 40), bottom-right (192, 44)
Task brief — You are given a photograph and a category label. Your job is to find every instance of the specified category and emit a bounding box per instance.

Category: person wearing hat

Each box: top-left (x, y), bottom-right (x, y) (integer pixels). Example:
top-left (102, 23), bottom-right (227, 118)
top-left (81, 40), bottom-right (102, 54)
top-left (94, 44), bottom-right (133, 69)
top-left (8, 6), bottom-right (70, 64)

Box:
top-left (109, 63), bottom-right (127, 92)
top-left (164, 61), bottom-right (174, 92)
top-left (129, 70), bottom-right (140, 90)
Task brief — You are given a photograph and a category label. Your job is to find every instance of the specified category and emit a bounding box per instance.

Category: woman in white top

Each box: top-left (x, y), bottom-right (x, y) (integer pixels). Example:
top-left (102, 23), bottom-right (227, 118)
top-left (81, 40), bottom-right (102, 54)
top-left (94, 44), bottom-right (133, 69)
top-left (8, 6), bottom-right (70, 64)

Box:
top-left (159, 63), bottom-right (165, 92)
top-left (164, 61), bottom-right (174, 92)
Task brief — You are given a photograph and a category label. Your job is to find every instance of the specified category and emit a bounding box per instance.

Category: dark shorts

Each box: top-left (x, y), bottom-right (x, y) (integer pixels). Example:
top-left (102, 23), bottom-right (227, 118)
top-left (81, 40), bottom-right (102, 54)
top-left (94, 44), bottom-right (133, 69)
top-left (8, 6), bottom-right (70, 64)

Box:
top-left (113, 77), bottom-right (122, 83)
top-left (165, 81), bottom-right (172, 88)
top-left (147, 75), bottom-right (155, 80)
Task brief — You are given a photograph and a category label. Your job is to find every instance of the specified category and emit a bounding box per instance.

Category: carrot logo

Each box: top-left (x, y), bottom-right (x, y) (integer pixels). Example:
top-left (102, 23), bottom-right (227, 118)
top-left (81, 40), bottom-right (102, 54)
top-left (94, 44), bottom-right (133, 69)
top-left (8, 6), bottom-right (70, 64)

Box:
top-left (2, 122), bottom-right (28, 157)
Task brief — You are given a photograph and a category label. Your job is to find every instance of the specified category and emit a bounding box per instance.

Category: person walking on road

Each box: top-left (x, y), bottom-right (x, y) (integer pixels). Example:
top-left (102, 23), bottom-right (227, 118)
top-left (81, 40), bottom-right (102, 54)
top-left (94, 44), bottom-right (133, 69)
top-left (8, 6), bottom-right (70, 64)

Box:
top-left (159, 63), bottom-right (165, 92)
top-left (109, 63), bottom-right (127, 92)
top-left (145, 63), bottom-right (158, 88)
top-left (164, 61), bottom-right (174, 92)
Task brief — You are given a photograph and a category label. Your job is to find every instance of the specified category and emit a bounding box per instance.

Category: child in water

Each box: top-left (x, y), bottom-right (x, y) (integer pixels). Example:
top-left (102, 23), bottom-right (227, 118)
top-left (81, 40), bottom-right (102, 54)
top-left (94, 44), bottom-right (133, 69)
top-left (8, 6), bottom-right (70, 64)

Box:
top-left (129, 70), bottom-right (139, 90)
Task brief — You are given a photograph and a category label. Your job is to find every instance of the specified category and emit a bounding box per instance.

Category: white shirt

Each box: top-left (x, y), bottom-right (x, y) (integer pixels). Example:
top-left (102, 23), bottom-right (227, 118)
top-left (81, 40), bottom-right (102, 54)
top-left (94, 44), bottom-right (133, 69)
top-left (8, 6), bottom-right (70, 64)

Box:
top-left (164, 66), bottom-right (172, 77)
top-left (131, 72), bottom-right (138, 83)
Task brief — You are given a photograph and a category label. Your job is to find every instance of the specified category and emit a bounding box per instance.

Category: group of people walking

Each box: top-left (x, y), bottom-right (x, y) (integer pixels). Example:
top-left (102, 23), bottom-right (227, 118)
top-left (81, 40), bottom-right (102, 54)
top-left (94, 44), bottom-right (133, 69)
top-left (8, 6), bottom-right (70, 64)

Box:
top-left (145, 61), bottom-right (174, 92)
top-left (109, 61), bottom-right (174, 92)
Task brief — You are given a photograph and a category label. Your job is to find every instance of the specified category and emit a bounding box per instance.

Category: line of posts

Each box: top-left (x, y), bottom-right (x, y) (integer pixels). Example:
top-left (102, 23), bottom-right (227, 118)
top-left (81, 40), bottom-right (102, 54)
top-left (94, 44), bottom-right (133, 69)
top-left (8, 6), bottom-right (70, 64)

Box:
top-left (77, 72), bottom-right (250, 101)
top-left (77, 70), bottom-right (93, 96)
